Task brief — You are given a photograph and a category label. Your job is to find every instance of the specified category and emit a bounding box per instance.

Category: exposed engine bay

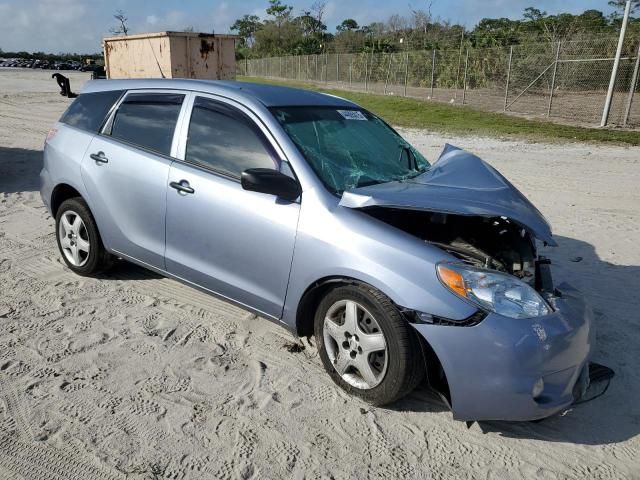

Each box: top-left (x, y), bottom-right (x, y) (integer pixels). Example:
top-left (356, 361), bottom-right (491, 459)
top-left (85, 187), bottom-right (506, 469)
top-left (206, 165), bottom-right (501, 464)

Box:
top-left (364, 208), bottom-right (539, 288)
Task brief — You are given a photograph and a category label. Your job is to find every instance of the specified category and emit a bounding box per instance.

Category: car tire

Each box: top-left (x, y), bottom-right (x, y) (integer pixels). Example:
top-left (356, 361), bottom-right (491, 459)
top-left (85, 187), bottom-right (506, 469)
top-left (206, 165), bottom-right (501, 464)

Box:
top-left (55, 197), bottom-right (113, 275)
top-left (314, 283), bottom-right (425, 406)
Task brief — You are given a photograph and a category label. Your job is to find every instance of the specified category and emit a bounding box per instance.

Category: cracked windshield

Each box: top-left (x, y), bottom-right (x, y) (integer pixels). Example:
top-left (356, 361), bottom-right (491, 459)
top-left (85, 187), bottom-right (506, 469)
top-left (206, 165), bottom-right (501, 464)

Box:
top-left (272, 107), bottom-right (430, 193)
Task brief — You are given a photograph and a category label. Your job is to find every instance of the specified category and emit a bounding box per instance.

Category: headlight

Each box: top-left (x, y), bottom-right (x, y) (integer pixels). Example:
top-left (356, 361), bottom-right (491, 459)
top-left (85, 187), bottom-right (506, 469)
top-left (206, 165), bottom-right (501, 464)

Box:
top-left (437, 263), bottom-right (550, 319)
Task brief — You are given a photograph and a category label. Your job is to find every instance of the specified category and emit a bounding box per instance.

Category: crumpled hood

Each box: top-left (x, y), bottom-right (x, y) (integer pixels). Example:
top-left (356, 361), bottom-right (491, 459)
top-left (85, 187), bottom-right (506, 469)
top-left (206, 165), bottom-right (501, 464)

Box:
top-left (340, 144), bottom-right (556, 246)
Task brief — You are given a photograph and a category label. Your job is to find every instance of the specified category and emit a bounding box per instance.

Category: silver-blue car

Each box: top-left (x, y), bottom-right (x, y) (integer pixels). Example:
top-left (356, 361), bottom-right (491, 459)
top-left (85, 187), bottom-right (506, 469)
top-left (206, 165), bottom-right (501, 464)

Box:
top-left (40, 79), bottom-right (595, 421)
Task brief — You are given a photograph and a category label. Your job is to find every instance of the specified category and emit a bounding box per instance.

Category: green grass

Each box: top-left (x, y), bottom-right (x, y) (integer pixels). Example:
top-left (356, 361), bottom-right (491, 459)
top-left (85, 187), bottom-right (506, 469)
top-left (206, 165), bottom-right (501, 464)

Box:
top-left (239, 76), bottom-right (640, 146)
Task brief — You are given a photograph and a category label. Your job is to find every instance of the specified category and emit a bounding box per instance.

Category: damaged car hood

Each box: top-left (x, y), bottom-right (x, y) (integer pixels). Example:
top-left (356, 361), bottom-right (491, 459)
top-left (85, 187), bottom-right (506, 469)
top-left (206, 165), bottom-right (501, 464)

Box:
top-left (339, 144), bottom-right (556, 246)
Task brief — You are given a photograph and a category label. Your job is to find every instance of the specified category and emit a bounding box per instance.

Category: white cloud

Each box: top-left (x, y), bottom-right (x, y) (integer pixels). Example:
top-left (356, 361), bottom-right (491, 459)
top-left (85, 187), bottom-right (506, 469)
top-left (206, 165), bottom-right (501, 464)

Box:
top-left (146, 14), bottom-right (159, 25)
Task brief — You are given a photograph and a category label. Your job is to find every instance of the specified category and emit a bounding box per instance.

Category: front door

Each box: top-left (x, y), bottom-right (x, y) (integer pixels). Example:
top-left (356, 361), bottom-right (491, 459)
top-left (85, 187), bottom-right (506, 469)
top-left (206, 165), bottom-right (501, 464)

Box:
top-left (165, 96), bottom-right (300, 319)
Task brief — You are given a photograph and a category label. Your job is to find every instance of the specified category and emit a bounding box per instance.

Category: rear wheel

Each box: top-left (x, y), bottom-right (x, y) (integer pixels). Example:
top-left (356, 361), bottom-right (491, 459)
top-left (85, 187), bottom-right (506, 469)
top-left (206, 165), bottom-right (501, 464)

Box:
top-left (314, 284), bottom-right (425, 406)
top-left (55, 197), bottom-right (112, 275)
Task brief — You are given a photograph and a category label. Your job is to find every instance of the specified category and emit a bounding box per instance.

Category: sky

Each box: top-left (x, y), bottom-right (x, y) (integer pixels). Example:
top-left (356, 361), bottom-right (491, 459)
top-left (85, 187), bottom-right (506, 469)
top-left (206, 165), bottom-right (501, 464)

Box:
top-left (0, 0), bottom-right (620, 54)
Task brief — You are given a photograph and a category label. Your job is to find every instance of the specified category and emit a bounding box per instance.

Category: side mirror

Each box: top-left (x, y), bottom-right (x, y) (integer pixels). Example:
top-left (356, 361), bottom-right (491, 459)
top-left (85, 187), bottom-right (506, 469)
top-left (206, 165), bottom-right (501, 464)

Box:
top-left (241, 168), bottom-right (301, 201)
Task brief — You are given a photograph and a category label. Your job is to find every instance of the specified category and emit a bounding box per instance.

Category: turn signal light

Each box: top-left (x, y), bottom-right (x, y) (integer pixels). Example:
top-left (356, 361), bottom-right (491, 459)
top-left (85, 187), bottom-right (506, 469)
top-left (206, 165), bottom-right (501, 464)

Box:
top-left (437, 265), bottom-right (467, 298)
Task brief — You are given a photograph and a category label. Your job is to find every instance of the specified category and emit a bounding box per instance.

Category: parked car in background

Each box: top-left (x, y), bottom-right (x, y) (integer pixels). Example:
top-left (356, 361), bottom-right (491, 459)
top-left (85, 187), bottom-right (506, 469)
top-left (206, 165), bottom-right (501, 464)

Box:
top-left (40, 79), bottom-right (598, 421)
top-left (80, 63), bottom-right (101, 73)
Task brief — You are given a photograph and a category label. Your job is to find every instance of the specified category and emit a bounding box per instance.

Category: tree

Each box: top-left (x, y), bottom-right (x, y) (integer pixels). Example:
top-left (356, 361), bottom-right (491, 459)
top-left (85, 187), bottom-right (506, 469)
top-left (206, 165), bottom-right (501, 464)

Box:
top-left (337, 19), bottom-right (359, 32)
top-left (231, 14), bottom-right (262, 47)
top-left (110, 10), bottom-right (129, 36)
top-left (310, 1), bottom-right (327, 30)
top-left (254, 20), bottom-right (303, 55)
top-left (298, 12), bottom-right (326, 36)
top-left (471, 18), bottom-right (521, 47)
top-left (523, 7), bottom-right (546, 22)
top-left (266, 0), bottom-right (293, 28)
top-left (410, 9), bottom-right (431, 36)
top-left (608, 0), bottom-right (640, 15)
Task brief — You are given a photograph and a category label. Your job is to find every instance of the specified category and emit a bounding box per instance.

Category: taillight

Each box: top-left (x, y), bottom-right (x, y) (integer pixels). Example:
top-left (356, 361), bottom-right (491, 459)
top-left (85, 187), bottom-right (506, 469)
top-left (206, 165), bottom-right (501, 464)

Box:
top-left (46, 128), bottom-right (58, 143)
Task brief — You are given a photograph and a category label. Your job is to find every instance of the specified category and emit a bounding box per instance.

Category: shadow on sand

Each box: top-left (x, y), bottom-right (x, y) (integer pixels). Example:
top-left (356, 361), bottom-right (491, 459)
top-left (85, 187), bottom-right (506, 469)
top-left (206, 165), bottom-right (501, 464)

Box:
top-left (0, 146), bottom-right (43, 194)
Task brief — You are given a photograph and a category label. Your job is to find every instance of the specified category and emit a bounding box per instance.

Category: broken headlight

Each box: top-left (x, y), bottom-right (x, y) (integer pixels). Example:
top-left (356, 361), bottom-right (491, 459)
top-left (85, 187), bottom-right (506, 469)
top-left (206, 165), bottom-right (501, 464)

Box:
top-left (437, 263), bottom-right (551, 319)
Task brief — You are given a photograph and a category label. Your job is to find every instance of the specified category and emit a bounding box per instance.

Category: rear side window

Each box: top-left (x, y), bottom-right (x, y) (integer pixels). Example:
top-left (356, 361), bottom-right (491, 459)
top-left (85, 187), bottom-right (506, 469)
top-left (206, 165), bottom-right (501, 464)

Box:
top-left (110, 93), bottom-right (184, 156)
top-left (60, 90), bottom-right (124, 132)
top-left (185, 96), bottom-right (278, 178)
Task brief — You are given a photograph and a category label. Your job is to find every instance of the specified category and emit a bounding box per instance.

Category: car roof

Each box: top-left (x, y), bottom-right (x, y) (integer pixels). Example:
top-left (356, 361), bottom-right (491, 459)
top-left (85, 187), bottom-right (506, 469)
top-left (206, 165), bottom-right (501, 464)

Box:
top-left (80, 79), bottom-right (358, 109)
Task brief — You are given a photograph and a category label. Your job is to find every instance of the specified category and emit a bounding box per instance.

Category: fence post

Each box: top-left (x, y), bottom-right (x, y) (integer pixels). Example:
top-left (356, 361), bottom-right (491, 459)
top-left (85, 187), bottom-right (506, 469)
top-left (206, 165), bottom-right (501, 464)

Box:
top-left (623, 41), bottom-right (640, 126)
top-left (461, 48), bottom-right (469, 105)
top-left (279, 57), bottom-right (282, 78)
top-left (349, 55), bottom-right (353, 87)
top-left (547, 42), bottom-right (561, 117)
top-left (504, 46), bottom-right (513, 111)
top-left (315, 55), bottom-right (318, 81)
top-left (454, 31), bottom-right (464, 100)
top-left (298, 56), bottom-right (301, 80)
top-left (324, 53), bottom-right (328, 83)
top-left (404, 50), bottom-right (409, 97)
top-left (336, 53), bottom-right (340, 82)
top-left (384, 53), bottom-right (393, 95)
top-left (430, 49), bottom-right (436, 99)
top-left (364, 52), bottom-right (369, 91)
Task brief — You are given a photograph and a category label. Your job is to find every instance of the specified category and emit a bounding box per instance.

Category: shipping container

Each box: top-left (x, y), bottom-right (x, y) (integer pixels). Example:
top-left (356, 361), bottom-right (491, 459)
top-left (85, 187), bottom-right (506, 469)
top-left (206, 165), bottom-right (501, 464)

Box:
top-left (103, 31), bottom-right (238, 80)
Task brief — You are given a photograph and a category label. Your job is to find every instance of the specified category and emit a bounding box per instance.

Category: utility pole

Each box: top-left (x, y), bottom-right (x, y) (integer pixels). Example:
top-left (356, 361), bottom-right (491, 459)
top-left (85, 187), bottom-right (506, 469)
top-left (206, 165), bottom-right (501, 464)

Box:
top-left (601, 0), bottom-right (632, 127)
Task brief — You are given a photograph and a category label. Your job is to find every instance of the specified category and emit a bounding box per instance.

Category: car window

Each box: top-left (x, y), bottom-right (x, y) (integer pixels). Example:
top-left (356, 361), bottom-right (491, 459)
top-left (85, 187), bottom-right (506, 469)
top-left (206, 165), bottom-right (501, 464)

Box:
top-left (185, 96), bottom-right (278, 178)
top-left (110, 93), bottom-right (185, 156)
top-left (60, 90), bottom-right (124, 133)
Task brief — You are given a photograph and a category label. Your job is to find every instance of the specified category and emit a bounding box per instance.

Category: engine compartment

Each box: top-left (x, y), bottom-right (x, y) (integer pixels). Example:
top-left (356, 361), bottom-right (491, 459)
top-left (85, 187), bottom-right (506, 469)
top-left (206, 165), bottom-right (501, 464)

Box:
top-left (365, 207), bottom-right (539, 287)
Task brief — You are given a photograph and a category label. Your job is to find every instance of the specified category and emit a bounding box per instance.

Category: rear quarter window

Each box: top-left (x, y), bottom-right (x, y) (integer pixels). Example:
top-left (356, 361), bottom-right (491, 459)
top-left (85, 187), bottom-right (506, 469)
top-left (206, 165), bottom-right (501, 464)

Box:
top-left (60, 90), bottom-right (124, 133)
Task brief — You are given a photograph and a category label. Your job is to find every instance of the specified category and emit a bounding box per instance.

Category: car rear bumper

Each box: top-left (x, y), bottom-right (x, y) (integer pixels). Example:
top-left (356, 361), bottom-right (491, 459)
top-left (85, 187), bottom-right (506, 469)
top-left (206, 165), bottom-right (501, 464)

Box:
top-left (40, 166), bottom-right (53, 215)
top-left (413, 282), bottom-right (595, 421)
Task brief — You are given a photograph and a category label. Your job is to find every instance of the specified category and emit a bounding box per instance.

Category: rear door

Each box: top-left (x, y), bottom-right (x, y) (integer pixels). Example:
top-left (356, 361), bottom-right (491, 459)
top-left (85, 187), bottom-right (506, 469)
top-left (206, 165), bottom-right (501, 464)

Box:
top-left (81, 90), bottom-right (187, 269)
top-left (164, 95), bottom-right (300, 319)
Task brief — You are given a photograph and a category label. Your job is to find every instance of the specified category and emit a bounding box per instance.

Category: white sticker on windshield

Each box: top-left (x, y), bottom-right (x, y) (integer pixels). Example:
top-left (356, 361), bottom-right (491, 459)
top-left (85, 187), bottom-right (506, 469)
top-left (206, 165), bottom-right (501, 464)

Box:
top-left (337, 110), bottom-right (367, 121)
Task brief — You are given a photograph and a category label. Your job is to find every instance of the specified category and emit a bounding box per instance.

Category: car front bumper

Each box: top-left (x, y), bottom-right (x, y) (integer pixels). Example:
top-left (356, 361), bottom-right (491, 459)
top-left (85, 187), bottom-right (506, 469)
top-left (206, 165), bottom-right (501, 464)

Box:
top-left (412, 282), bottom-right (595, 421)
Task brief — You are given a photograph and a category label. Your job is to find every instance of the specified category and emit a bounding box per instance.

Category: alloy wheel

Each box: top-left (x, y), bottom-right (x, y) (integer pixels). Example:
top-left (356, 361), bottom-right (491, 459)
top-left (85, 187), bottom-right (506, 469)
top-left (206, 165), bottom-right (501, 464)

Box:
top-left (58, 210), bottom-right (90, 267)
top-left (323, 299), bottom-right (388, 390)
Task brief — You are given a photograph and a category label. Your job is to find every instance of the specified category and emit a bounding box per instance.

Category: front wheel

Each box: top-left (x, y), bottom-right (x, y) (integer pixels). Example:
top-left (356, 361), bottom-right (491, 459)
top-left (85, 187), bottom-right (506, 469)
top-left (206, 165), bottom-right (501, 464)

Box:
top-left (314, 284), bottom-right (425, 406)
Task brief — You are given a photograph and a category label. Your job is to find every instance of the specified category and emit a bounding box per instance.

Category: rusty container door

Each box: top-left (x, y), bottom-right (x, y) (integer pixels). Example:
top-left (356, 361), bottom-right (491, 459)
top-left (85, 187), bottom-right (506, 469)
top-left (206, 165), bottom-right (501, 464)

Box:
top-left (170, 34), bottom-right (236, 80)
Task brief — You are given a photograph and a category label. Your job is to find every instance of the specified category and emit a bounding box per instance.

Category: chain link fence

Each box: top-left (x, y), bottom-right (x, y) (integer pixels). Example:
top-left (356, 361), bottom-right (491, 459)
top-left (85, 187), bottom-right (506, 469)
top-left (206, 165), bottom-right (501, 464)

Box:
top-left (238, 36), bottom-right (640, 128)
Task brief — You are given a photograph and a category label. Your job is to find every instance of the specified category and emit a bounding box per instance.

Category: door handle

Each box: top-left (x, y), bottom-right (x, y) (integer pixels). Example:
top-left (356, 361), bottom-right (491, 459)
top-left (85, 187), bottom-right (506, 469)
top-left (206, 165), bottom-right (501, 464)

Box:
top-left (90, 151), bottom-right (108, 164)
top-left (169, 180), bottom-right (195, 195)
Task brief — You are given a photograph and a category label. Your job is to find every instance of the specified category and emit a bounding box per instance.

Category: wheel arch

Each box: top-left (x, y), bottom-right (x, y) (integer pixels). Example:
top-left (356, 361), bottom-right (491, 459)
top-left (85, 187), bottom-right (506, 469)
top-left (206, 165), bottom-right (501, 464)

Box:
top-left (50, 183), bottom-right (111, 254)
top-left (295, 275), bottom-right (451, 405)
top-left (50, 183), bottom-right (83, 217)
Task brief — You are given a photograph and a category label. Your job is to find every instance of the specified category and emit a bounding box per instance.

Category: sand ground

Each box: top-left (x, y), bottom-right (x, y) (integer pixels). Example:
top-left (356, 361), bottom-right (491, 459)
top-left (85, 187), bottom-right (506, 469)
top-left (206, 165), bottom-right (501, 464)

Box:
top-left (0, 68), bottom-right (639, 479)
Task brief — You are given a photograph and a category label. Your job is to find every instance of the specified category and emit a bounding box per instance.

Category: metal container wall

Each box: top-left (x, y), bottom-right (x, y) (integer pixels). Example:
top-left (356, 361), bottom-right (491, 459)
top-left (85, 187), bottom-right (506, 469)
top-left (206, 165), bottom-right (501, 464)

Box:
top-left (103, 31), bottom-right (238, 80)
